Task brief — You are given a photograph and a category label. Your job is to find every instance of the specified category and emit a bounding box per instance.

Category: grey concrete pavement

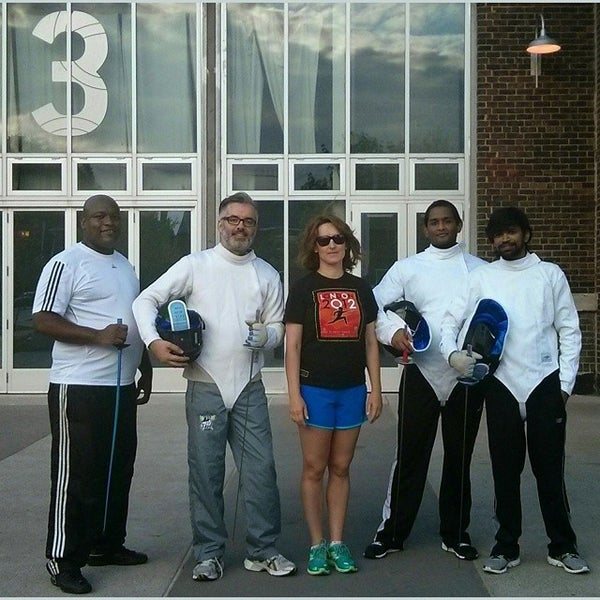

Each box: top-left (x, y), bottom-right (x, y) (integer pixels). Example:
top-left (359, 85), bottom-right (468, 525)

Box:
top-left (0, 391), bottom-right (598, 597)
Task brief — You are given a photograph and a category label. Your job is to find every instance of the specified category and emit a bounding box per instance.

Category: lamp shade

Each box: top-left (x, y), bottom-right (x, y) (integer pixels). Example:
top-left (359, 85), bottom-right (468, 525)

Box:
top-left (527, 14), bottom-right (561, 54)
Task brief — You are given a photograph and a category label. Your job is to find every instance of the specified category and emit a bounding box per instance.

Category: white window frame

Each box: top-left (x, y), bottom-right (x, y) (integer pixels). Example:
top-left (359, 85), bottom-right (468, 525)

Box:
top-left (288, 157), bottom-right (345, 196)
top-left (226, 157), bottom-right (283, 197)
top-left (7, 157), bottom-right (67, 196)
top-left (72, 157), bottom-right (132, 196)
top-left (350, 157), bottom-right (405, 196)
top-left (136, 157), bottom-right (197, 196)
top-left (408, 157), bottom-right (465, 195)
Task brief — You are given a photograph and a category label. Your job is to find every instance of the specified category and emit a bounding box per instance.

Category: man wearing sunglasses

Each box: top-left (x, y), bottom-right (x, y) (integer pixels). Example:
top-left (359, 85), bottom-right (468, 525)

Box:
top-left (133, 192), bottom-right (296, 582)
top-left (364, 200), bottom-right (487, 563)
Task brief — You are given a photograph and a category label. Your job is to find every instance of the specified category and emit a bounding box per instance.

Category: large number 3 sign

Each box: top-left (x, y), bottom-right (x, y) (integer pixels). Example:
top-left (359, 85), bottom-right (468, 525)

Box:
top-left (32, 10), bottom-right (108, 136)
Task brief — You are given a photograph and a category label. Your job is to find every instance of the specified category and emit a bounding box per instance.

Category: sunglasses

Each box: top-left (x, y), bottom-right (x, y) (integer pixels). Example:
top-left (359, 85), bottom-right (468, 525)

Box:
top-left (316, 234), bottom-right (346, 247)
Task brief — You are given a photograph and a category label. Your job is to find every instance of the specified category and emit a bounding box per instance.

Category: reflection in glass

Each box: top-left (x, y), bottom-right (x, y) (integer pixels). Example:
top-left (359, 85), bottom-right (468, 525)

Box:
top-left (7, 3), bottom-right (66, 153)
top-left (360, 212), bottom-right (398, 367)
top-left (142, 162), bottom-right (192, 191)
top-left (137, 3), bottom-right (197, 152)
top-left (77, 162), bottom-right (127, 191)
top-left (253, 201), bottom-right (284, 367)
top-left (416, 212), bottom-right (428, 252)
top-left (140, 211), bottom-right (190, 290)
top-left (289, 3), bottom-right (345, 154)
top-left (294, 164), bottom-right (340, 191)
top-left (227, 3), bottom-right (284, 153)
top-left (409, 3), bottom-right (464, 153)
top-left (351, 4), bottom-right (405, 153)
top-left (355, 164), bottom-right (399, 191)
top-left (288, 200), bottom-right (345, 287)
top-left (72, 3), bottom-right (132, 152)
top-left (414, 163), bottom-right (459, 190)
top-left (12, 163), bottom-right (62, 191)
top-left (232, 164), bottom-right (279, 191)
top-left (13, 212), bottom-right (65, 368)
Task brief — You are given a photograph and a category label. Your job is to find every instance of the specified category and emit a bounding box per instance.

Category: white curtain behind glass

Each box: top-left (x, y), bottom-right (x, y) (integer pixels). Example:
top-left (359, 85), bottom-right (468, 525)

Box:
top-left (289, 5), bottom-right (324, 154)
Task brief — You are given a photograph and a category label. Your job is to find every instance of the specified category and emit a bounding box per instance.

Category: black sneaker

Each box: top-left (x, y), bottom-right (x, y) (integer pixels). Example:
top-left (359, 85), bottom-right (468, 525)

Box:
top-left (87, 546), bottom-right (148, 566)
top-left (46, 563), bottom-right (92, 594)
top-left (442, 541), bottom-right (479, 561)
top-left (363, 539), bottom-right (403, 559)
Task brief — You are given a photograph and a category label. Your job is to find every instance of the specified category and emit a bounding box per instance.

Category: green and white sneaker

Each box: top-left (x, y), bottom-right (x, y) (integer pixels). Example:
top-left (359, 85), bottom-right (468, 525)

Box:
top-left (307, 539), bottom-right (330, 576)
top-left (328, 542), bottom-right (358, 573)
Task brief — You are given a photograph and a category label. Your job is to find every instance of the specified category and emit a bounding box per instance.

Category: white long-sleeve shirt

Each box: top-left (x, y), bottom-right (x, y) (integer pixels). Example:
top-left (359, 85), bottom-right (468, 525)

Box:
top-left (374, 243), bottom-right (486, 402)
top-left (440, 252), bottom-right (581, 402)
top-left (132, 243), bottom-right (284, 408)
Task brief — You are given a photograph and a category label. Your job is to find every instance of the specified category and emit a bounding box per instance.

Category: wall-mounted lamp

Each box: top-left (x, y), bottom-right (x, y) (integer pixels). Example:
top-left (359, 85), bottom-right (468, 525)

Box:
top-left (526, 14), bottom-right (561, 88)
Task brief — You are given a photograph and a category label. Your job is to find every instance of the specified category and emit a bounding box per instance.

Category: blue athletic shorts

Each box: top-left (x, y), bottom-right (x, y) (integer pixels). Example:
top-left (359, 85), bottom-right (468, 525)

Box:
top-left (300, 384), bottom-right (367, 430)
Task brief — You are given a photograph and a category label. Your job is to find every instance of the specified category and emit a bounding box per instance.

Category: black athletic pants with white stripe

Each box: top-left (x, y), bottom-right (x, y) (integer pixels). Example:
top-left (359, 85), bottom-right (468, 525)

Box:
top-left (485, 371), bottom-right (578, 559)
top-left (375, 364), bottom-right (484, 547)
top-left (46, 383), bottom-right (137, 571)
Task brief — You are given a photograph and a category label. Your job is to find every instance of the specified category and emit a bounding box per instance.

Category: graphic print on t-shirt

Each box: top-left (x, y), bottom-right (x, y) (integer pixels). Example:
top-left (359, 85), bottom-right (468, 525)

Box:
top-left (315, 289), bottom-right (362, 339)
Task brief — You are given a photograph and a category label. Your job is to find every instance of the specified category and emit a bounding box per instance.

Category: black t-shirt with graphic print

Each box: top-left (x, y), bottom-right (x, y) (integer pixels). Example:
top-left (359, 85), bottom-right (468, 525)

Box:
top-left (284, 271), bottom-right (378, 389)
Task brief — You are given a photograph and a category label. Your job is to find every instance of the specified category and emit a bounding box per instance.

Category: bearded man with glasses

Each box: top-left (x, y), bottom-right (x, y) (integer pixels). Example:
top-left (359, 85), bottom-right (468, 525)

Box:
top-left (133, 192), bottom-right (296, 582)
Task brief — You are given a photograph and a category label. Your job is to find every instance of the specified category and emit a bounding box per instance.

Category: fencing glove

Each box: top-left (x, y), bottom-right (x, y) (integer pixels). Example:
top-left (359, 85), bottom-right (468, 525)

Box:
top-left (449, 349), bottom-right (483, 377)
top-left (244, 321), bottom-right (268, 348)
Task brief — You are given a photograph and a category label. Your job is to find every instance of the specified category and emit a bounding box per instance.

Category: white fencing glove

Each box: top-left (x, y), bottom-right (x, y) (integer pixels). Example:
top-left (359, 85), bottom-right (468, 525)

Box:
top-left (448, 349), bottom-right (483, 377)
top-left (244, 321), bottom-right (268, 349)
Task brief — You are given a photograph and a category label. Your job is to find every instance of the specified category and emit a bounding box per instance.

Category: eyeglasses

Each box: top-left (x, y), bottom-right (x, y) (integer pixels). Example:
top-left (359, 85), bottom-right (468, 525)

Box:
top-left (316, 234), bottom-right (346, 247)
top-left (220, 215), bottom-right (257, 228)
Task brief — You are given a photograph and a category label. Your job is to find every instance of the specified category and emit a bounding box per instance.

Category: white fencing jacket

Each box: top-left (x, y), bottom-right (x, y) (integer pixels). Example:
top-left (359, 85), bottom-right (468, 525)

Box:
top-left (374, 243), bottom-right (486, 402)
top-left (133, 244), bottom-right (284, 408)
top-left (440, 252), bottom-right (581, 403)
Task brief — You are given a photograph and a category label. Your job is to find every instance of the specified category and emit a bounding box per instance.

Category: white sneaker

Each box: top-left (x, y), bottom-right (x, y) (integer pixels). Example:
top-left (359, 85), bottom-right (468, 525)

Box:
top-left (483, 554), bottom-right (520, 574)
top-left (192, 557), bottom-right (224, 581)
top-left (547, 553), bottom-right (590, 574)
top-left (244, 553), bottom-right (297, 576)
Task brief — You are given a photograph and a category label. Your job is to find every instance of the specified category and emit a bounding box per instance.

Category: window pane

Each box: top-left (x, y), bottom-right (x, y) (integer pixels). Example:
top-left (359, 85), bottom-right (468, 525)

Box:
top-left (227, 4), bottom-right (284, 154)
top-left (414, 162), bottom-right (459, 190)
top-left (253, 201), bottom-right (283, 367)
top-left (288, 199), bottom-right (345, 286)
top-left (77, 162), bottom-right (127, 191)
top-left (7, 3), bottom-right (67, 153)
top-left (409, 3), bottom-right (464, 153)
top-left (12, 163), bottom-right (62, 191)
top-left (232, 164), bottom-right (279, 191)
top-left (140, 211), bottom-right (191, 290)
top-left (137, 4), bottom-right (197, 152)
top-left (415, 211), bottom-right (428, 252)
top-left (355, 163), bottom-right (399, 191)
top-left (72, 3), bottom-right (132, 152)
top-left (142, 162), bottom-right (192, 191)
top-left (289, 4), bottom-right (345, 153)
top-left (360, 212), bottom-right (398, 368)
top-left (293, 164), bottom-right (340, 191)
top-left (351, 4), bottom-right (405, 153)
top-left (13, 212), bottom-right (65, 368)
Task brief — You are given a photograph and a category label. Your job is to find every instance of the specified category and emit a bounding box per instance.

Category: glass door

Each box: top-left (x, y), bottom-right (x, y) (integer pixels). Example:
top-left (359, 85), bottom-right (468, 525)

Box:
top-left (351, 203), bottom-right (407, 392)
top-left (9, 211), bottom-right (66, 392)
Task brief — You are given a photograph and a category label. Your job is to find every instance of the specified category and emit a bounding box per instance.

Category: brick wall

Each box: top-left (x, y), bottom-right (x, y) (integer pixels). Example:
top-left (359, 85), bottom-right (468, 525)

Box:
top-left (476, 4), bottom-right (598, 392)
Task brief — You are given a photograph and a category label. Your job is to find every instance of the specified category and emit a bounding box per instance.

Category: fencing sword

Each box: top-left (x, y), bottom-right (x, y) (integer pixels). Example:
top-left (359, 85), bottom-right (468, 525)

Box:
top-left (455, 343), bottom-right (475, 558)
top-left (232, 309), bottom-right (261, 540)
top-left (391, 328), bottom-right (411, 540)
top-left (103, 318), bottom-right (128, 535)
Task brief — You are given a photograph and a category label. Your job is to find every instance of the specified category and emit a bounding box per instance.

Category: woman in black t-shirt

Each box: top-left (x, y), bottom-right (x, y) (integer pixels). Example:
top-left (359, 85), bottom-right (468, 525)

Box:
top-left (284, 214), bottom-right (382, 576)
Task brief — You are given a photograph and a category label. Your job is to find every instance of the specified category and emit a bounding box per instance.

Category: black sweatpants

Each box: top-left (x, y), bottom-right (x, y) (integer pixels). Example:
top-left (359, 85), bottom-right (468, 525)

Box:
top-left (46, 382), bottom-right (138, 570)
top-left (375, 364), bottom-right (484, 547)
top-left (485, 371), bottom-right (578, 558)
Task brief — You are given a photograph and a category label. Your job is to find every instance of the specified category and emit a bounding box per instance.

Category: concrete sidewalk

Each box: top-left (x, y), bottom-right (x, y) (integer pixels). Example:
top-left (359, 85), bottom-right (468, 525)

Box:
top-left (0, 392), bottom-right (598, 597)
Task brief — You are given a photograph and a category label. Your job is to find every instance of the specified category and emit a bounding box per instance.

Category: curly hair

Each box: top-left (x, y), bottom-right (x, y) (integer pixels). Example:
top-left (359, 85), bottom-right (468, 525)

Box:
top-left (296, 214), bottom-right (362, 272)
